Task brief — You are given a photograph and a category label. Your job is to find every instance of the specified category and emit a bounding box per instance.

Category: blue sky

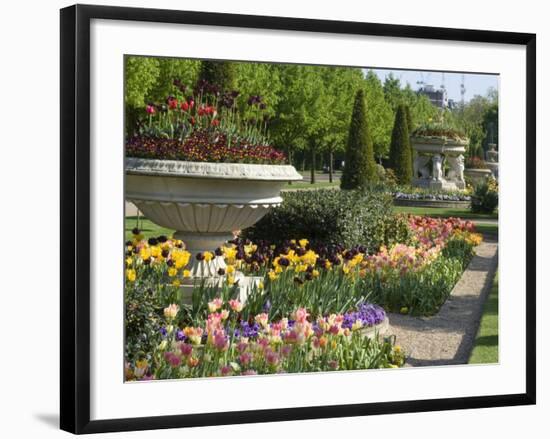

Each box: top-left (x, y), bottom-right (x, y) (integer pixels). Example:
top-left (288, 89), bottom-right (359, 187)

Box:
top-left (368, 68), bottom-right (499, 103)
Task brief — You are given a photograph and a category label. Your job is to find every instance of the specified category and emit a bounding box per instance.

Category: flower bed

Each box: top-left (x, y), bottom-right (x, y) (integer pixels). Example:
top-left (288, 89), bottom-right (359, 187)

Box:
top-left (126, 304), bottom-right (401, 381)
top-left (124, 214), bottom-right (482, 379)
top-left (393, 188), bottom-right (471, 202)
top-left (359, 216), bottom-right (481, 315)
top-left (126, 79), bottom-right (286, 165)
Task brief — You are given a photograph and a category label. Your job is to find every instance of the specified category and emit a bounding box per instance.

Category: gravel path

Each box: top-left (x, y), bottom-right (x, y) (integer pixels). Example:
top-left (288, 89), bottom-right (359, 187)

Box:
top-left (387, 237), bottom-right (498, 367)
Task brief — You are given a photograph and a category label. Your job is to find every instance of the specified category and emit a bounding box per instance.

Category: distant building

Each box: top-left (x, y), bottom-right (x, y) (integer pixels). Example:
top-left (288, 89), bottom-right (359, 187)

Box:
top-left (417, 84), bottom-right (448, 109)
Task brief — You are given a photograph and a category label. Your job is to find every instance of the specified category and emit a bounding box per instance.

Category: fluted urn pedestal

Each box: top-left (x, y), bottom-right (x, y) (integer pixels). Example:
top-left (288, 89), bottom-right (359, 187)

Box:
top-left (411, 135), bottom-right (468, 191)
top-left (126, 158), bottom-right (302, 299)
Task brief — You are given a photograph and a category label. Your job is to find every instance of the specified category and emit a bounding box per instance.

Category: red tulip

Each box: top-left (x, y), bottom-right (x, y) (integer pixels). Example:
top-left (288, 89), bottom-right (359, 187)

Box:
top-left (189, 100), bottom-right (195, 109)
top-left (145, 105), bottom-right (156, 115)
top-left (168, 98), bottom-right (178, 110)
top-left (211, 119), bottom-right (220, 127)
top-left (180, 101), bottom-right (189, 111)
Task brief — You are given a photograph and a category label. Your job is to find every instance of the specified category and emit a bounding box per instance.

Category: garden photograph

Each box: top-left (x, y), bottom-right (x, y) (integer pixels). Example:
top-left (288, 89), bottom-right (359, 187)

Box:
top-left (123, 56), bottom-right (499, 382)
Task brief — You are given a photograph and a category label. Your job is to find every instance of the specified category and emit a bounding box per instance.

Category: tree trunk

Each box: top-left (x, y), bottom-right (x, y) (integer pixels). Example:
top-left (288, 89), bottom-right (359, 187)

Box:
top-left (288, 148), bottom-right (293, 185)
top-left (310, 143), bottom-right (316, 184)
top-left (329, 148), bottom-right (334, 183)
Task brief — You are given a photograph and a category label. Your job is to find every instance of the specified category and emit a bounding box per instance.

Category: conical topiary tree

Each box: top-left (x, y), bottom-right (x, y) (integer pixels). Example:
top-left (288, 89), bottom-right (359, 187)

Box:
top-left (388, 104), bottom-right (413, 185)
top-left (340, 89), bottom-right (377, 190)
top-left (405, 105), bottom-right (413, 134)
top-left (198, 60), bottom-right (237, 91)
top-left (404, 105), bottom-right (415, 174)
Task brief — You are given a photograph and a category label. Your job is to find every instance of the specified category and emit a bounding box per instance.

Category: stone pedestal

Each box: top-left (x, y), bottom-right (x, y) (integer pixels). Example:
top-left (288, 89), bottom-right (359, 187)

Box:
top-left (464, 168), bottom-right (493, 184)
top-left (126, 158), bottom-right (302, 299)
top-left (485, 143), bottom-right (499, 179)
top-left (177, 274), bottom-right (263, 304)
top-left (410, 136), bottom-right (468, 192)
top-left (412, 177), bottom-right (465, 191)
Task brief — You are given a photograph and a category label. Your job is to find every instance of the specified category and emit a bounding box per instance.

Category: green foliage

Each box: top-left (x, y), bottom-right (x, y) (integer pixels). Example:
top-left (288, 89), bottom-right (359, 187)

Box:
top-left (244, 268), bottom-right (366, 322)
top-left (482, 103), bottom-right (498, 148)
top-left (364, 71), bottom-right (393, 161)
top-left (125, 57), bottom-right (161, 108)
top-left (243, 189), bottom-right (397, 253)
top-left (383, 214), bottom-right (414, 248)
top-left (383, 73), bottom-right (403, 111)
top-left (235, 62), bottom-right (281, 120)
top-left (124, 56), bottom-right (497, 171)
top-left (471, 177), bottom-right (499, 214)
top-left (198, 60), bottom-right (237, 92)
top-left (269, 65), bottom-right (318, 158)
top-left (442, 235), bottom-right (476, 269)
top-left (124, 56), bottom-right (200, 135)
top-left (450, 90), bottom-right (498, 158)
top-left (340, 89), bottom-right (377, 189)
top-left (125, 265), bottom-right (171, 364)
top-left (388, 105), bottom-right (412, 185)
top-left (412, 109), bottom-right (467, 141)
top-left (405, 105), bottom-right (413, 133)
top-left (362, 255), bottom-right (465, 315)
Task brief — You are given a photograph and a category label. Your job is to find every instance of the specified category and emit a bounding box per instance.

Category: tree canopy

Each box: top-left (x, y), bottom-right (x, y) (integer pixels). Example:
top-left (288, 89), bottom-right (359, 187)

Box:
top-left (125, 56), bottom-right (498, 171)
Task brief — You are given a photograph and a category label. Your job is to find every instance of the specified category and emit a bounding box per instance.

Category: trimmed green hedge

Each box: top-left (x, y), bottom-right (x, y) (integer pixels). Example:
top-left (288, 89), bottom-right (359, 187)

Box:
top-left (243, 189), bottom-right (410, 253)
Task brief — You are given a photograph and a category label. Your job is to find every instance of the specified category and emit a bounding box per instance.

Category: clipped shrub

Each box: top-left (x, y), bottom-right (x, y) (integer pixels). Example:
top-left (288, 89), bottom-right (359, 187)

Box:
top-left (471, 176), bottom-right (499, 213)
top-left (242, 189), bottom-right (398, 253)
top-left (340, 89), bottom-right (377, 189)
top-left (388, 104), bottom-right (413, 185)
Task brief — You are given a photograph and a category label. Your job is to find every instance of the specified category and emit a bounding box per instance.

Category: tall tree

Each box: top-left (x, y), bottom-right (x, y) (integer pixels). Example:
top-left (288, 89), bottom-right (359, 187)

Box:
top-left (340, 89), bottom-right (377, 189)
top-left (383, 73), bottom-right (403, 111)
top-left (125, 56), bottom-right (161, 135)
top-left (319, 67), bottom-right (364, 182)
top-left (270, 65), bottom-right (320, 169)
top-left (389, 105), bottom-right (413, 185)
top-left (482, 103), bottom-right (498, 152)
top-left (364, 70), bottom-right (393, 163)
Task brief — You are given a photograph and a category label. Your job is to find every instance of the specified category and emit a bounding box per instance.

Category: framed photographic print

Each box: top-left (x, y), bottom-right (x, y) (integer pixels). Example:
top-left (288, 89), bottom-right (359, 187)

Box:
top-left (60, 4), bottom-right (536, 434)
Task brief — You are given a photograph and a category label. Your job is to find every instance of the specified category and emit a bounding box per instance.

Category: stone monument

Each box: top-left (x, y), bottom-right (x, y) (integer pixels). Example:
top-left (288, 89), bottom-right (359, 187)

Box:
top-left (410, 135), bottom-right (468, 191)
top-left (485, 143), bottom-right (499, 179)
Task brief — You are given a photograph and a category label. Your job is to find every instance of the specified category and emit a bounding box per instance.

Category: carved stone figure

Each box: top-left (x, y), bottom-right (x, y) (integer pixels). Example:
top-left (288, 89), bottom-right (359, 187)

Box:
top-left (432, 154), bottom-right (443, 181)
top-left (486, 143), bottom-right (498, 163)
top-left (414, 155), bottom-right (431, 179)
top-left (456, 154), bottom-right (465, 182)
top-left (446, 154), bottom-right (465, 182)
top-left (410, 136), bottom-right (468, 191)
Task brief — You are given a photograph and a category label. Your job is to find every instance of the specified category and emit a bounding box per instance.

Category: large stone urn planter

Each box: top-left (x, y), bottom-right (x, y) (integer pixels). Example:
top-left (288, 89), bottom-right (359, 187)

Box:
top-left (125, 158), bottom-right (302, 280)
top-left (464, 167), bottom-right (492, 184)
top-left (410, 135), bottom-right (468, 191)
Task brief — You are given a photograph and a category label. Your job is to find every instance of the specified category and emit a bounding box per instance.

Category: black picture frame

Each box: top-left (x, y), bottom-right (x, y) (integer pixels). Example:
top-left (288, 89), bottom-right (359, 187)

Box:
top-left (60, 4), bottom-right (536, 434)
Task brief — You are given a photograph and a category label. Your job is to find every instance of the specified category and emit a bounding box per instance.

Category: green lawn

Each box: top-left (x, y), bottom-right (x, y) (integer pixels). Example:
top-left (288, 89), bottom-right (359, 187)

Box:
top-left (393, 205), bottom-right (498, 220)
top-left (125, 216), bottom-right (174, 241)
top-left (469, 272), bottom-right (499, 364)
top-left (473, 223), bottom-right (499, 235)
